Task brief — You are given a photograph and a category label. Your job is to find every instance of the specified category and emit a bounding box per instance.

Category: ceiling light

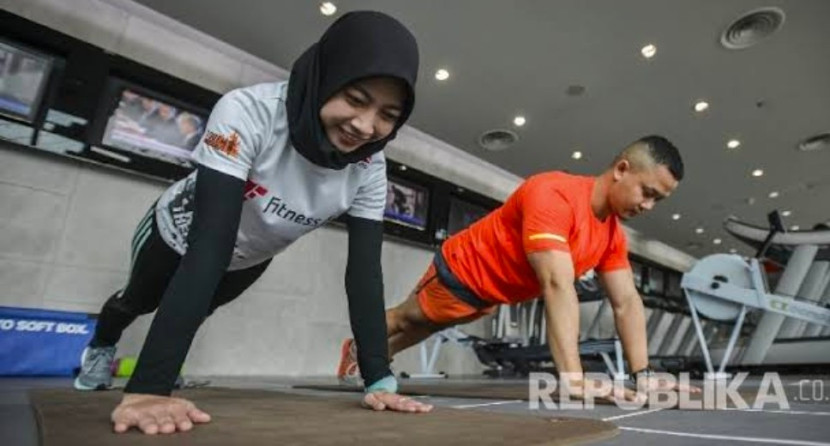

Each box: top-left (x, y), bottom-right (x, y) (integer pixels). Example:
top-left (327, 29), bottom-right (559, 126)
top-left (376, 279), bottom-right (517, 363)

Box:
top-left (319, 2), bottom-right (337, 16)
top-left (571, 151), bottom-right (583, 160)
top-left (641, 44), bottom-right (657, 59)
top-left (729, 248), bottom-right (737, 254)
top-left (672, 213), bottom-right (681, 220)
top-left (751, 169), bottom-right (764, 177)
top-left (727, 139), bottom-right (741, 149)
top-left (713, 238), bottom-right (722, 245)
top-left (790, 225), bottom-right (800, 231)
top-left (695, 227), bottom-right (704, 234)
top-left (435, 69), bottom-right (450, 81)
top-left (768, 191), bottom-right (779, 198)
top-left (781, 210), bottom-right (792, 217)
top-left (694, 101), bottom-right (709, 112)
top-left (513, 116), bottom-right (526, 127)
top-left (399, 165), bottom-right (407, 171)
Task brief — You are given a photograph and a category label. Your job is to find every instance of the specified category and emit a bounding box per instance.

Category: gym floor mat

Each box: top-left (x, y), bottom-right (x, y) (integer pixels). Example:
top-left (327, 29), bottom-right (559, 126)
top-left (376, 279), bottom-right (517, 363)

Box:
top-left (30, 387), bottom-right (619, 445)
top-left (294, 383), bottom-right (764, 410)
top-left (296, 382), bottom-right (532, 400)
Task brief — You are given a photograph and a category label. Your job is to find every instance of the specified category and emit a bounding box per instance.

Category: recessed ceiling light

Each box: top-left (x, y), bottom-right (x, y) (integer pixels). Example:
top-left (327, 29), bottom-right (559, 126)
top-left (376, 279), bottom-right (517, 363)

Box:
top-left (319, 2), bottom-right (337, 16)
top-left (435, 69), bottom-right (450, 81)
top-left (790, 225), bottom-right (800, 231)
top-left (751, 168), bottom-right (764, 177)
top-left (768, 191), bottom-right (779, 198)
top-left (695, 227), bottom-right (704, 234)
top-left (672, 213), bottom-right (681, 220)
top-left (727, 139), bottom-right (741, 149)
top-left (641, 44), bottom-right (657, 59)
top-left (513, 116), bottom-right (526, 127)
top-left (399, 165), bottom-right (407, 171)
top-left (713, 238), bottom-right (722, 245)
top-left (694, 101), bottom-right (709, 112)
top-left (571, 151), bottom-right (583, 160)
top-left (781, 210), bottom-right (792, 217)
top-left (729, 248), bottom-right (737, 254)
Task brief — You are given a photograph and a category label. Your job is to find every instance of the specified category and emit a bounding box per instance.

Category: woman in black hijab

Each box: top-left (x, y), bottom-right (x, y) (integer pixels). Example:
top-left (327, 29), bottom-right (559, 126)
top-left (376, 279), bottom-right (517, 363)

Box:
top-left (76, 11), bottom-right (430, 435)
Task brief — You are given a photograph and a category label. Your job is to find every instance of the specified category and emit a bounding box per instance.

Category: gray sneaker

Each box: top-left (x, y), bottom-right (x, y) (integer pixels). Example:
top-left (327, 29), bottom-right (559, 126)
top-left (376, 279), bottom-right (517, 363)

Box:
top-left (73, 346), bottom-right (116, 391)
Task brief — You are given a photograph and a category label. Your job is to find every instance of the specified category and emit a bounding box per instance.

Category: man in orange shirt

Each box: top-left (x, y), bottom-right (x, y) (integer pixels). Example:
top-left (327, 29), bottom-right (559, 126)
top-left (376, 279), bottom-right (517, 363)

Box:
top-left (339, 135), bottom-right (699, 401)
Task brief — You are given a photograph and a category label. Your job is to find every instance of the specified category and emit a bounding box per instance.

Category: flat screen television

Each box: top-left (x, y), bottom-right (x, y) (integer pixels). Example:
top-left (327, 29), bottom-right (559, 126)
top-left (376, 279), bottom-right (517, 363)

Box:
top-left (96, 79), bottom-right (208, 168)
top-left (384, 176), bottom-right (429, 231)
top-left (0, 38), bottom-right (53, 123)
top-left (447, 196), bottom-right (490, 235)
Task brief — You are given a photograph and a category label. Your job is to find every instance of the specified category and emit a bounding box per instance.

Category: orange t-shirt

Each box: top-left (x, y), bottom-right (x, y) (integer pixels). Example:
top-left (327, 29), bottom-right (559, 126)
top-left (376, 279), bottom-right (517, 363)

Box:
top-left (441, 171), bottom-right (630, 304)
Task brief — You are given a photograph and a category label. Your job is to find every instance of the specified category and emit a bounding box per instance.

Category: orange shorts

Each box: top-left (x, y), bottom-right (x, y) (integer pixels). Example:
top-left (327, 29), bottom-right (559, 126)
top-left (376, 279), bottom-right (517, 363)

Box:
top-left (415, 263), bottom-right (497, 326)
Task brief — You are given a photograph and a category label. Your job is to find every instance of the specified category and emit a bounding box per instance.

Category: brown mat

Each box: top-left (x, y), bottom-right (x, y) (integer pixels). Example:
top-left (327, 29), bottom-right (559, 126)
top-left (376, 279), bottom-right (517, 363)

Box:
top-left (295, 383), bottom-right (762, 410)
top-left (30, 387), bottom-right (618, 445)
top-left (296, 382), bottom-right (533, 401)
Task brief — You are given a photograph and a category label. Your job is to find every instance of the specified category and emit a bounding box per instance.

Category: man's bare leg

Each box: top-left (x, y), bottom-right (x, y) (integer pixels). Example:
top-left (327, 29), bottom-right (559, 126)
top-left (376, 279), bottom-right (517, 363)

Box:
top-left (385, 291), bottom-right (484, 358)
top-left (386, 291), bottom-right (440, 357)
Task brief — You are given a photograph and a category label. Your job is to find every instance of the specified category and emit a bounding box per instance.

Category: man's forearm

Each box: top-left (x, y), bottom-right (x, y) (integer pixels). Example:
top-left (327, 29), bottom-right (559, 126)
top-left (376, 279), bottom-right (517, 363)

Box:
top-left (543, 285), bottom-right (582, 377)
top-left (612, 295), bottom-right (649, 372)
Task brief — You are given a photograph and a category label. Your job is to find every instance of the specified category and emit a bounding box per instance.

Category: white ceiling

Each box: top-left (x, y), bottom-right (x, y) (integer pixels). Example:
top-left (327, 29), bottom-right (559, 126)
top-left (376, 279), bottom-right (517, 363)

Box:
top-left (132, 0), bottom-right (830, 258)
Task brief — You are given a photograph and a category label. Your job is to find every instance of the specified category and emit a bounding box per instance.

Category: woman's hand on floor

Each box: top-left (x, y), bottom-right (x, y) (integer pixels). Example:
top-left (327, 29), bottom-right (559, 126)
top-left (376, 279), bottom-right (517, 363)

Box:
top-left (111, 393), bottom-right (211, 434)
top-left (363, 391), bottom-right (433, 413)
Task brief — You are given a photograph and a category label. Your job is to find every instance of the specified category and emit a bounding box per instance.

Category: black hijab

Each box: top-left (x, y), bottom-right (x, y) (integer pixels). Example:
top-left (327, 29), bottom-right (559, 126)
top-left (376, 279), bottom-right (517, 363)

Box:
top-left (286, 11), bottom-right (419, 169)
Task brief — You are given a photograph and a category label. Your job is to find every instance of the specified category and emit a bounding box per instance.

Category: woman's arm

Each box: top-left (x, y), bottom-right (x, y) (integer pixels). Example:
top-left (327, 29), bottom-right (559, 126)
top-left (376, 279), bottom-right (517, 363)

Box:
top-left (343, 215), bottom-right (392, 388)
top-left (125, 165), bottom-right (245, 395)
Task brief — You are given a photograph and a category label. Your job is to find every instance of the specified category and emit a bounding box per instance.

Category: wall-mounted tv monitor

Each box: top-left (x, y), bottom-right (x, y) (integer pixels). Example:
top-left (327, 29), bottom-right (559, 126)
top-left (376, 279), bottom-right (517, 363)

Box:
top-left (447, 196), bottom-right (490, 235)
top-left (0, 39), bottom-right (53, 123)
top-left (384, 176), bottom-right (429, 231)
top-left (97, 79), bottom-right (208, 168)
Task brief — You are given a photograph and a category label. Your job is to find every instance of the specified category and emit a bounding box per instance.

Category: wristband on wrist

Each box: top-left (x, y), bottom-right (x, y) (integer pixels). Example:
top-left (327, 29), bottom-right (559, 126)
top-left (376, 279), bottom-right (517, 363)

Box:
top-left (630, 366), bottom-right (656, 387)
top-left (365, 375), bottom-right (398, 394)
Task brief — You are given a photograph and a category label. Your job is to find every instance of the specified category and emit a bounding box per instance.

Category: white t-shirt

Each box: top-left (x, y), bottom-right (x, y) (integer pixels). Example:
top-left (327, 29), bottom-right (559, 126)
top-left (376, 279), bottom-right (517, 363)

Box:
top-left (155, 82), bottom-right (387, 270)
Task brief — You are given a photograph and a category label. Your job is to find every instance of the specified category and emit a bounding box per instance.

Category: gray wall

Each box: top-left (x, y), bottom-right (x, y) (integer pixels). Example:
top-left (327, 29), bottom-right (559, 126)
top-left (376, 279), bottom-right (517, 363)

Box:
top-left (0, 144), bottom-right (488, 377)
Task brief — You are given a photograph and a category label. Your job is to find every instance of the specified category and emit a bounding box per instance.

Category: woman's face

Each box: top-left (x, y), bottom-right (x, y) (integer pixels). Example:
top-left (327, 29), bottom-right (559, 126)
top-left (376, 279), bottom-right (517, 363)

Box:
top-left (319, 76), bottom-right (406, 153)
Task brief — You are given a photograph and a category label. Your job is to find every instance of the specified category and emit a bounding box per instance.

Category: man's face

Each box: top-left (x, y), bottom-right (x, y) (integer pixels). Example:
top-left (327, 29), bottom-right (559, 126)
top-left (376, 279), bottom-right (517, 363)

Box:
top-left (177, 118), bottom-right (194, 135)
top-left (608, 160), bottom-right (678, 219)
top-left (158, 104), bottom-right (176, 120)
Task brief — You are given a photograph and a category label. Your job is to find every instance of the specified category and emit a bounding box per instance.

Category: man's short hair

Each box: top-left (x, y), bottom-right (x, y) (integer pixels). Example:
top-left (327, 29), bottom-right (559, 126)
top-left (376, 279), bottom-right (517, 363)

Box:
top-left (616, 135), bottom-right (684, 181)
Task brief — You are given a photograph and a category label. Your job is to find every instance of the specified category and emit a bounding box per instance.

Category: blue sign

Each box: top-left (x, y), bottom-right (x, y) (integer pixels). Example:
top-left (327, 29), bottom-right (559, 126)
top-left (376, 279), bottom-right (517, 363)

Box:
top-left (0, 306), bottom-right (97, 376)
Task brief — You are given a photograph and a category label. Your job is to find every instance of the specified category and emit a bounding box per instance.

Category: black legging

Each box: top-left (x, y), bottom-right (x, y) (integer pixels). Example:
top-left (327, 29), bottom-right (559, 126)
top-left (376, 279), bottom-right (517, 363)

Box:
top-left (90, 208), bottom-right (270, 348)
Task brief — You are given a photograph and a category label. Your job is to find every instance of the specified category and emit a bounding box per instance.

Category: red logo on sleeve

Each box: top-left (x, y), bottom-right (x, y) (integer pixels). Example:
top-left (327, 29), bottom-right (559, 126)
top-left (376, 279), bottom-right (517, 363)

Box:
top-left (204, 131), bottom-right (240, 158)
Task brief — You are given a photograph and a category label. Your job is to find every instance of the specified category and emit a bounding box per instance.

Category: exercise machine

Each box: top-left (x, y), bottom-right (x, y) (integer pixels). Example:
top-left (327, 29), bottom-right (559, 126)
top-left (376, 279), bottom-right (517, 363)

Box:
top-left (681, 211), bottom-right (830, 378)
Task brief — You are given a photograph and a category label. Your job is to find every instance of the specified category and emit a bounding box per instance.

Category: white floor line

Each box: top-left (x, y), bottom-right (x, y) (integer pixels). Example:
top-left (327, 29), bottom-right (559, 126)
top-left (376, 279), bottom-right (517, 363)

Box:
top-left (602, 407), bottom-right (664, 421)
top-left (618, 427), bottom-right (830, 446)
top-left (451, 399), bottom-right (523, 409)
top-left (723, 407), bottom-right (830, 416)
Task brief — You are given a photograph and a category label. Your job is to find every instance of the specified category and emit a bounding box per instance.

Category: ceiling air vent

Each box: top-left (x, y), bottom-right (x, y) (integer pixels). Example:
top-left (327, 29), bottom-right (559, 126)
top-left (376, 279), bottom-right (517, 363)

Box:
top-left (478, 129), bottom-right (518, 151)
top-left (798, 133), bottom-right (830, 152)
top-left (720, 7), bottom-right (785, 50)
